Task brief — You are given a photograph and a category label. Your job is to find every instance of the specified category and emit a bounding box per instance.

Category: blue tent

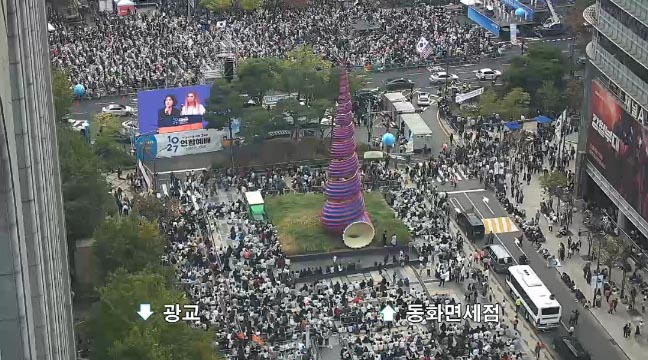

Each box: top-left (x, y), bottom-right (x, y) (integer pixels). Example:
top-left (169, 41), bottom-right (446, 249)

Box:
top-left (534, 115), bottom-right (552, 124)
top-left (505, 121), bottom-right (521, 130)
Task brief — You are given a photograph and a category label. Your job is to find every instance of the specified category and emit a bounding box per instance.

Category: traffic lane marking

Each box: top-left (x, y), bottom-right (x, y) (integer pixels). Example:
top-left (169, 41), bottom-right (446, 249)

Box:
top-left (465, 191), bottom-right (510, 218)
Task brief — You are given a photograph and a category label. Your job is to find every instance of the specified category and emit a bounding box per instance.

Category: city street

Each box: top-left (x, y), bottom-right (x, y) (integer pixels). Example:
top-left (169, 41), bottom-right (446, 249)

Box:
top-left (447, 183), bottom-right (632, 360)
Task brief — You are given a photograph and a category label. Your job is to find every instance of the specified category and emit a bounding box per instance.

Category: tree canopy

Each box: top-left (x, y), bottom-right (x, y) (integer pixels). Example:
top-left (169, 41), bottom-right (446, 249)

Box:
top-left (52, 68), bottom-right (73, 122)
top-left (87, 269), bottom-right (221, 360)
top-left (478, 88), bottom-right (530, 120)
top-left (501, 44), bottom-right (567, 108)
top-left (540, 170), bottom-right (569, 198)
top-left (93, 215), bottom-right (165, 281)
top-left (57, 128), bottom-right (110, 242)
top-left (537, 81), bottom-right (564, 116)
top-left (204, 46), bottom-right (362, 141)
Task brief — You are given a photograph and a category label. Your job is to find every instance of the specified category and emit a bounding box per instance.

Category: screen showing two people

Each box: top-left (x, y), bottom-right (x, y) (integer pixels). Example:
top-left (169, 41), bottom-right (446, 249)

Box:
top-left (138, 85), bottom-right (211, 135)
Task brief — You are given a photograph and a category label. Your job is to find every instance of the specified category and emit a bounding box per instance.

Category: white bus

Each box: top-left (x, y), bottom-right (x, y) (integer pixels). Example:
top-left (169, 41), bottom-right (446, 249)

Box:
top-left (506, 265), bottom-right (562, 330)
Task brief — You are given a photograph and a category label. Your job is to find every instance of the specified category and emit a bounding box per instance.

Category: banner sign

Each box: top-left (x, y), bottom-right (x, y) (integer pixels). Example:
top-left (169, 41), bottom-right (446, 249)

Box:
top-left (136, 129), bottom-right (226, 160)
top-left (587, 81), bottom-right (648, 221)
top-left (455, 87), bottom-right (484, 104)
top-left (467, 7), bottom-right (500, 37)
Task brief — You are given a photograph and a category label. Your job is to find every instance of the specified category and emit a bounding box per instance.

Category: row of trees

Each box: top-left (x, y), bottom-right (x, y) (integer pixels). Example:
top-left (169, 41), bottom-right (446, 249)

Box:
top-left (52, 68), bottom-right (219, 358)
top-left (473, 44), bottom-right (584, 120)
top-left (205, 46), bottom-right (363, 142)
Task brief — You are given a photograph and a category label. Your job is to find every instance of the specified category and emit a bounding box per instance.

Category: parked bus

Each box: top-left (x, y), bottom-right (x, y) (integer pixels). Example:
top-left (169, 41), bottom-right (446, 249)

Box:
top-left (506, 265), bottom-right (562, 330)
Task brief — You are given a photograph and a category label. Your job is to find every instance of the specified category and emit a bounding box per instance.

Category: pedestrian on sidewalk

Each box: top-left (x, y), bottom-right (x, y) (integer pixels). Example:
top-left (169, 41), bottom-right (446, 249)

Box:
top-left (515, 298), bottom-right (522, 313)
top-left (535, 209), bottom-right (541, 225)
top-left (534, 342), bottom-right (544, 359)
top-left (501, 299), bottom-right (508, 316)
top-left (513, 317), bottom-right (519, 331)
top-left (568, 325), bottom-right (575, 336)
top-left (548, 216), bottom-right (554, 232)
top-left (624, 323), bottom-right (631, 338)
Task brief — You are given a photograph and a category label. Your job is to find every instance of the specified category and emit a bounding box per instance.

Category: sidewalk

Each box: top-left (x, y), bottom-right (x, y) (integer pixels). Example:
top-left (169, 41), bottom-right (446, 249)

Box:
top-left (511, 136), bottom-right (648, 360)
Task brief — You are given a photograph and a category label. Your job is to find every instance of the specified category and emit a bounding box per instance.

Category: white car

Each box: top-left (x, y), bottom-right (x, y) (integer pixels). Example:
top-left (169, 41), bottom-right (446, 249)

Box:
top-left (417, 92), bottom-right (431, 106)
top-left (429, 72), bottom-right (459, 83)
top-left (476, 68), bottom-right (502, 81)
top-left (102, 103), bottom-right (133, 116)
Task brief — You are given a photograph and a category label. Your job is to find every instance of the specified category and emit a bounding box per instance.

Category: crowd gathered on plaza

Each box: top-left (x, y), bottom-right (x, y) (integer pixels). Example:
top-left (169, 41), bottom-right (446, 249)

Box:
top-left (47, 0), bottom-right (497, 94)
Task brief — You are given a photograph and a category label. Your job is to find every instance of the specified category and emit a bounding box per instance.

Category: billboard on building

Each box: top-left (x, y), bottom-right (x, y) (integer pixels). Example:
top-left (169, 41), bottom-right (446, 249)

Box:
top-left (467, 7), bottom-right (500, 37)
top-left (137, 85), bottom-right (212, 135)
top-left (135, 129), bottom-right (227, 160)
top-left (587, 81), bottom-right (648, 220)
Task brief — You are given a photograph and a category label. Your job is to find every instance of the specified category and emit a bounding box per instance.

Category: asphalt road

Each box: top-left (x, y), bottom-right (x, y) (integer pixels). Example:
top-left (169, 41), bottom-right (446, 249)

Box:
top-left (448, 190), bottom-right (629, 360)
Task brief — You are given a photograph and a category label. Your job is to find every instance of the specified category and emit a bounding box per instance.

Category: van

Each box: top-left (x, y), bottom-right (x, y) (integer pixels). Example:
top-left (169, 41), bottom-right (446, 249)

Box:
top-left (553, 336), bottom-right (591, 360)
top-left (456, 212), bottom-right (485, 241)
top-left (483, 244), bottom-right (514, 273)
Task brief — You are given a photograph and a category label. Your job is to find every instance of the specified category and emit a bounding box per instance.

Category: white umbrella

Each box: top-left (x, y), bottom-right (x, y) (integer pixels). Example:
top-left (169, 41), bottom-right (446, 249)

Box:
top-left (117, 0), bottom-right (135, 6)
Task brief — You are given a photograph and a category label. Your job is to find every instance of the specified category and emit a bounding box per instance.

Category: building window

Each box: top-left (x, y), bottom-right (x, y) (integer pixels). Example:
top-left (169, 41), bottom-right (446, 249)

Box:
top-left (597, 33), bottom-right (648, 86)
top-left (601, 0), bottom-right (648, 40)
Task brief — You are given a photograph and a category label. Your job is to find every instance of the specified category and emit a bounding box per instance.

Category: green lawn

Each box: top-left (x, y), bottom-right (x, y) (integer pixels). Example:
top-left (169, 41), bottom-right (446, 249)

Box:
top-left (265, 192), bottom-right (410, 255)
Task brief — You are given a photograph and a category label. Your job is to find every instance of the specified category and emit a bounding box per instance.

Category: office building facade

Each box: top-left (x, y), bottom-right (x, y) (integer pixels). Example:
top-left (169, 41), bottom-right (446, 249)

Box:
top-left (0, 0), bottom-right (76, 359)
top-left (579, 0), bottom-right (648, 251)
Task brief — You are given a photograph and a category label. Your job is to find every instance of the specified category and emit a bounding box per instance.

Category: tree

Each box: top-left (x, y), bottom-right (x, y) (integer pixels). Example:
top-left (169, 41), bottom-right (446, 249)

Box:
top-left (93, 215), bottom-right (165, 280)
top-left (238, 0), bottom-right (262, 11)
top-left (478, 89), bottom-right (501, 117)
top-left (58, 128), bottom-right (110, 242)
top-left (540, 170), bottom-right (569, 213)
top-left (502, 44), bottom-right (567, 102)
top-left (236, 58), bottom-right (280, 104)
top-left (52, 68), bottom-right (73, 122)
top-left (594, 235), bottom-right (627, 285)
top-left (537, 81), bottom-right (564, 116)
top-left (199, 0), bottom-right (232, 12)
top-left (93, 113), bottom-right (135, 171)
top-left (279, 46), bottom-right (332, 103)
top-left (500, 88), bottom-right (530, 120)
top-left (204, 79), bottom-right (242, 130)
top-left (87, 269), bottom-right (221, 360)
top-left (239, 107), bottom-right (281, 142)
top-left (565, 79), bottom-right (584, 113)
top-left (132, 194), bottom-right (180, 223)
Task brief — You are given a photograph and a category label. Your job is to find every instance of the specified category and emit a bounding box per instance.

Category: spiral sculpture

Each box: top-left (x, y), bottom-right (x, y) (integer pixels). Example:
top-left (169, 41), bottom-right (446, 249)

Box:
top-left (320, 70), bottom-right (375, 248)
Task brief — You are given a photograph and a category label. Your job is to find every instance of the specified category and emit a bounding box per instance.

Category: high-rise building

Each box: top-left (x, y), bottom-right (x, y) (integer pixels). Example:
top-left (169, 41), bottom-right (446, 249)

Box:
top-left (578, 0), bottom-right (648, 249)
top-left (0, 1), bottom-right (76, 359)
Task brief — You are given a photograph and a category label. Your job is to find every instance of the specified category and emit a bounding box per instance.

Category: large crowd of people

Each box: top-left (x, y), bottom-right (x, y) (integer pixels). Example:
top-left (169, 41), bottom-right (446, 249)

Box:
top-left (125, 150), bottom-right (535, 360)
top-left (47, 0), bottom-right (497, 94)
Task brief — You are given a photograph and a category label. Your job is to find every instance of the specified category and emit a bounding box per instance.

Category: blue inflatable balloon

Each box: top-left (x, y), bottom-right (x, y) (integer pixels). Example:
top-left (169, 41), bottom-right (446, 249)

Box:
top-left (382, 132), bottom-right (396, 147)
top-left (515, 8), bottom-right (526, 17)
top-left (73, 84), bottom-right (86, 96)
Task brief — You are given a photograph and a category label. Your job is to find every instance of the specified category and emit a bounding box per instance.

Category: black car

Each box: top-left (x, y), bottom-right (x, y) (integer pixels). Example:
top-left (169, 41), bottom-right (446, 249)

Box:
top-left (385, 78), bottom-right (415, 91)
top-left (553, 336), bottom-right (591, 360)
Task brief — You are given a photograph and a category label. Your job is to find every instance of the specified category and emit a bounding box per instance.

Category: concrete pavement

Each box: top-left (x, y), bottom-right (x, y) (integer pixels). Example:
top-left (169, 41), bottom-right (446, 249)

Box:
top-left (513, 149), bottom-right (648, 360)
top-left (438, 116), bottom-right (642, 359)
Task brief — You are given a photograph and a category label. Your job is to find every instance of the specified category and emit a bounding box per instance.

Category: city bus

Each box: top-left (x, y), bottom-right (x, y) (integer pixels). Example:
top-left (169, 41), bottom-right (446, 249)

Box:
top-left (506, 265), bottom-right (562, 330)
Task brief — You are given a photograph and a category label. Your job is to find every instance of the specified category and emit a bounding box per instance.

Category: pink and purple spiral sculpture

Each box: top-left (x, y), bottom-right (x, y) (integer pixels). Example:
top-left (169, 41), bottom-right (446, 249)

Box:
top-left (320, 70), bottom-right (371, 234)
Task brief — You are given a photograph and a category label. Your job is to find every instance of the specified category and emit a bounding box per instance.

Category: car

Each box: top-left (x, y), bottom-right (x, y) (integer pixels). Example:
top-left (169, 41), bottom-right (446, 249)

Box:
top-left (429, 72), bottom-right (459, 83)
top-left (475, 68), bottom-right (502, 81)
top-left (385, 78), bottom-right (415, 91)
top-left (102, 103), bottom-right (134, 116)
top-left (417, 92), bottom-right (431, 106)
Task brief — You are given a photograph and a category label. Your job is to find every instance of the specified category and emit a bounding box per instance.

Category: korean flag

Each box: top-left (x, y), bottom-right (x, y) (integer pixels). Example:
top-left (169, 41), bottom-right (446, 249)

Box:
top-left (416, 37), bottom-right (429, 54)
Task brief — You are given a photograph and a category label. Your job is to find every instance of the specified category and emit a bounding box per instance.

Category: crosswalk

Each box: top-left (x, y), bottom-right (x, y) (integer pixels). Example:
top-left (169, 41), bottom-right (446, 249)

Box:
top-left (408, 167), bottom-right (471, 184)
top-left (482, 217), bottom-right (519, 234)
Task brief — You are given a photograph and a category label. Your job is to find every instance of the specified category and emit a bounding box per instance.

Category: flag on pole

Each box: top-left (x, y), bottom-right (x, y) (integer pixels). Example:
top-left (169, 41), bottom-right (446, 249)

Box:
top-left (416, 37), bottom-right (433, 59)
top-left (216, 20), bottom-right (227, 29)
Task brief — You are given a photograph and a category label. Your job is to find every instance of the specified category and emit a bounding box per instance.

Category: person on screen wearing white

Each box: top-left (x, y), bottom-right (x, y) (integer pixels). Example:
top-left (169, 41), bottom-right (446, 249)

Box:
top-left (181, 92), bottom-right (206, 116)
